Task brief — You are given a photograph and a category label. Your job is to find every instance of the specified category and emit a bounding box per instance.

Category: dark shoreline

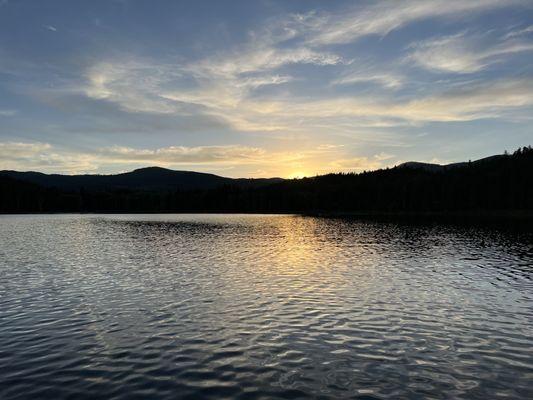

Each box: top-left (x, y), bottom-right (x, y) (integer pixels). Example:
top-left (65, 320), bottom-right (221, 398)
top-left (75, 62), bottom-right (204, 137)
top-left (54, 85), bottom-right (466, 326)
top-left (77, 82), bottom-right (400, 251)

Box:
top-left (2, 210), bottom-right (533, 229)
top-left (304, 209), bottom-right (533, 219)
top-left (2, 210), bottom-right (532, 216)
top-left (2, 147), bottom-right (532, 218)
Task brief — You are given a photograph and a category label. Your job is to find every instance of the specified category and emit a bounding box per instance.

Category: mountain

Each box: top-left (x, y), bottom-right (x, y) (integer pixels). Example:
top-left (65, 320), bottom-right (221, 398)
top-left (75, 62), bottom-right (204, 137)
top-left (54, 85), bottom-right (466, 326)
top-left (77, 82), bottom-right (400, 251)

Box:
top-left (396, 161), bottom-right (452, 172)
top-left (396, 155), bottom-right (506, 171)
top-left (0, 166), bottom-right (283, 191)
top-left (1, 147), bottom-right (532, 215)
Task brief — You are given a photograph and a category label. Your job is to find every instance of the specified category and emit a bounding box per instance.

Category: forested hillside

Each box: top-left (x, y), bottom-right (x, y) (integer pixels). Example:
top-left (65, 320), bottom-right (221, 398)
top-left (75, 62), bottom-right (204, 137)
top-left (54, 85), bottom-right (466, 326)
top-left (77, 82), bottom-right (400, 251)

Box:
top-left (1, 147), bottom-right (532, 215)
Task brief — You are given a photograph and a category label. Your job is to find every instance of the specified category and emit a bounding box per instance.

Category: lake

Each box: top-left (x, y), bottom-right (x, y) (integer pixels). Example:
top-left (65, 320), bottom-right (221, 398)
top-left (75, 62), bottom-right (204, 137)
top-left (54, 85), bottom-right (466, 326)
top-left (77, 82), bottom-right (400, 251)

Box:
top-left (0, 214), bottom-right (532, 399)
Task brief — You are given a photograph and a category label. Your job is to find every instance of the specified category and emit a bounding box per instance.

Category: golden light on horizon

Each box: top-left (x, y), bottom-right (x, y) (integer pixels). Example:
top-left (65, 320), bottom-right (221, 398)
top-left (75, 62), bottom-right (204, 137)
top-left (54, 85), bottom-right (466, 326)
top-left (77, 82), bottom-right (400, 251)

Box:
top-left (286, 171), bottom-right (310, 179)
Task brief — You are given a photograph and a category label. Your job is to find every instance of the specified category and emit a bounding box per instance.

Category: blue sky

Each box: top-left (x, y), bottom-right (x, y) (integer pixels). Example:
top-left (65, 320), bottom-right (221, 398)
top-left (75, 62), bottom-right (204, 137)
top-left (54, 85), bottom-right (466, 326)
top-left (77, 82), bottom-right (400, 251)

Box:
top-left (0, 0), bottom-right (532, 177)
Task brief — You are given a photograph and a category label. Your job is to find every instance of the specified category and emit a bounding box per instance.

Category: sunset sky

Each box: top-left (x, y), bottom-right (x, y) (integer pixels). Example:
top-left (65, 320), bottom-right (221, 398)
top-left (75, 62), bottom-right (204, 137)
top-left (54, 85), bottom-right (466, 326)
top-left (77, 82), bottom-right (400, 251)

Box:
top-left (0, 0), bottom-right (532, 177)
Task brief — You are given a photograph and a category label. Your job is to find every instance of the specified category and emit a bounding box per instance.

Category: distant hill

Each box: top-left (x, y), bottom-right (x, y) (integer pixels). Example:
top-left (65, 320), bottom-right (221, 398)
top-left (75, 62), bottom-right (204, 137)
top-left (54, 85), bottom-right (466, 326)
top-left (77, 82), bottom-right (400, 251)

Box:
top-left (0, 166), bottom-right (283, 191)
top-left (396, 154), bottom-right (506, 172)
top-left (1, 147), bottom-right (532, 216)
top-left (1, 155), bottom-right (509, 190)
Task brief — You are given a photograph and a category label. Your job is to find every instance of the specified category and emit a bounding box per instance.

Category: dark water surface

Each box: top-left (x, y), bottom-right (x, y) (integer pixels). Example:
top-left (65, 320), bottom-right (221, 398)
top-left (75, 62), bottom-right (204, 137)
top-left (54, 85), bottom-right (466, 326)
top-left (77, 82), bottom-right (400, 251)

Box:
top-left (1, 214), bottom-right (532, 399)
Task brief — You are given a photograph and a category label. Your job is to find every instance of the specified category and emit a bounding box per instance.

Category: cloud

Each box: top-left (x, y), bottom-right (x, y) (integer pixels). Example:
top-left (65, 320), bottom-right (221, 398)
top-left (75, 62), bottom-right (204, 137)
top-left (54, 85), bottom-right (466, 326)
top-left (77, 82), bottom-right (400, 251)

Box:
top-left (192, 47), bottom-right (342, 78)
top-left (0, 142), bottom-right (272, 174)
top-left (328, 157), bottom-right (380, 172)
top-left (0, 109), bottom-right (17, 116)
top-left (68, 1), bottom-right (531, 139)
top-left (78, 6), bottom-right (345, 117)
top-left (29, 89), bottom-right (228, 134)
top-left (0, 141), bottom-right (390, 176)
top-left (82, 43), bottom-right (341, 115)
top-left (374, 152), bottom-right (395, 161)
top-left (332, 72), bottom-right (404, 89)
top-left (159, 73), bottom-right (293, 111)
top-left (396, 79), bottom-right (533, 121)
top-left (43, 25), bottom-right (57, 32)
top-left (84, 61), bottom-right (186, 114)
top-left (0, 142), bottom-right (96, 173)
top-left (503, 24), bottom-right (533, 39)
top-left (14, 0), bottom-right (531, 172)
top-left (407, 32), bottom-right (533, 73)
top-left (43, 43), bottom-right (533, 139)
top-left (0, 142), bottom-right (285, 173)
top-left (215, 78), bottom-right (533, 132)
top-left (77, 45), bottom-right (343, 132)
top-left (95, 144), bottom-right (390, 176)
top-left (0, 141), bottom-right (51, 158)
top-left (98, 145), bottom-right (268, 165)
top-left (237, 75), bottom-right (294, 89)
top-left (303, 0), bottom-right (527, 45)
top-left (159, 76), bottom-right (533, 134)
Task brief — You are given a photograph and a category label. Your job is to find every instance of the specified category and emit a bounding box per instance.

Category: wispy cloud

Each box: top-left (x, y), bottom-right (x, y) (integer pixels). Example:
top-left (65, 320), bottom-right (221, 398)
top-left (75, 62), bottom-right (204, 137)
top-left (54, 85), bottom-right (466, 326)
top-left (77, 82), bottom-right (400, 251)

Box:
top-left (332, 71), bottom-right (404, 89)
top-left (99, 145), bottom-right (268, 165)
top-left (388, 79), bottom-right (533, 121)
top-left (407, 31), bottom-right (533, 73)
top-left (0, 141), bottom-right (393, 176)
top-left (0, 142), bottom-right (95, 173)
top-left (82, 42), bottom-right (341, 114)
top-left (77, 51), bottom-right (533, 136)
top-left (329, 155), bottom-right (388, 172)
top-left (192, 78), bottom-right (533, 133)
top-left (84, 61), bottom-right (185, 114)
top-left (6, 1), bottom-right (531, 176)
top-left (0, 109), bottom-right (17, 116)
top-left (303, 0), bottom-right (526, 45)
top-left (0, 142), bottom-right (273, 174)
top-left (503, 24), bottom-right (533, 39)
top-left (0, 141), bottom-right (51, 157)
top-left (70, 1), bottom-right (532, 137)
top-left (192, 47), bottom-right (341, 78)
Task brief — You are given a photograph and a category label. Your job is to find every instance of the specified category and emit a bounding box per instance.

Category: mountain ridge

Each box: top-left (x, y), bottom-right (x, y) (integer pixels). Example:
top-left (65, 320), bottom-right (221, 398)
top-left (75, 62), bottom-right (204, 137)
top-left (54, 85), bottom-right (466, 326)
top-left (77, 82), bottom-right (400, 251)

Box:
top-left (0, 166), bottom-right (284, 191)
top-left (396, 155), bottom-right (506, 171)
top-left (1, 146), bottom-right (532, 215)
top-left (0, 153), bottom-right (511, 188)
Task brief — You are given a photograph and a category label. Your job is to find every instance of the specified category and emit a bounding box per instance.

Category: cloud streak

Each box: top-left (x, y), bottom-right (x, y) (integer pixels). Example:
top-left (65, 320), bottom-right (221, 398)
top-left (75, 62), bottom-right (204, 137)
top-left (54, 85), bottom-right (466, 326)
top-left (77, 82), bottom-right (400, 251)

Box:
top-left (407, 32), bottom-right (533, 73)
top-left (68, 1), bottom-right (532, 139)
top-left (0, 142), bottom-right (394, 176)
top-left (0, 109), bottom-right (17, 116)
top-left (3, 0), bottom-right (532, 176)
top-left (0, 142), bottom-right (273, 174)
top-left (193, 78), bottom-right (533, 134)
top-left (303, 0), bottom-right (528, 45)
top-left (37, 1), bottom-right (533, 139)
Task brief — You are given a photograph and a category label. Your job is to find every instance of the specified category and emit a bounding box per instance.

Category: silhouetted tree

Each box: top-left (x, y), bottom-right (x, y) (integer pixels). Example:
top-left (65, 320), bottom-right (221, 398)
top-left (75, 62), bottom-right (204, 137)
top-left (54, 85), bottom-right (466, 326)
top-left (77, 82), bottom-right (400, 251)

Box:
top-left (1, 147), bottom-right (532, 215)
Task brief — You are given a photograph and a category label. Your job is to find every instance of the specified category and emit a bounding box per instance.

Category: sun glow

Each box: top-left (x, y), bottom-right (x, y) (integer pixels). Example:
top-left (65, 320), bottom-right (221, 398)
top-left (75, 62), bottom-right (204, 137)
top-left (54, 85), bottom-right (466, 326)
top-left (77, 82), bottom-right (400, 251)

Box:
top-left (287, 171), bottom-right (310, 179)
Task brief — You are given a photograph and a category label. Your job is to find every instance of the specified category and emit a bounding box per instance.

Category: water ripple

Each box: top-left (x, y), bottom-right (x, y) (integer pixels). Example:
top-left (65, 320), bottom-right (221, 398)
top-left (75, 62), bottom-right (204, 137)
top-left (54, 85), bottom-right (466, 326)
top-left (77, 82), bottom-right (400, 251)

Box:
top-left (0, 214), bottom-right (532, 399)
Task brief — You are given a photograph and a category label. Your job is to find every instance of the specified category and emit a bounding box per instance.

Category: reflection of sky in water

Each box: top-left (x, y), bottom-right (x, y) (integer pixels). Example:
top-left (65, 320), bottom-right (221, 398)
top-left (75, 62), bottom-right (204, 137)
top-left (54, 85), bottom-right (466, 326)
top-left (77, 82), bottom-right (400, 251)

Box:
top-left (0, 214), bottom-right (532, 399)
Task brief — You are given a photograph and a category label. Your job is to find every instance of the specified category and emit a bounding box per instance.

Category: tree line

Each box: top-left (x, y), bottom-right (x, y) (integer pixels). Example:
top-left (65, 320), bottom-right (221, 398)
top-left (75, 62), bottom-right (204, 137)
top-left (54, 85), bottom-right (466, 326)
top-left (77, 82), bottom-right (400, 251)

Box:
top-left (1, 146), bottom-right (532, 215)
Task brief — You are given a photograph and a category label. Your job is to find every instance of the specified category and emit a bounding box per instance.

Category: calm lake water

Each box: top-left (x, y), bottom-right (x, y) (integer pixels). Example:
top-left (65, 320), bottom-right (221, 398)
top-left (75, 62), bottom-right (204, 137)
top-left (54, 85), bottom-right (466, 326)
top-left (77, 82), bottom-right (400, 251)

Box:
top-left (0, 214), bottom-right (532, 399)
